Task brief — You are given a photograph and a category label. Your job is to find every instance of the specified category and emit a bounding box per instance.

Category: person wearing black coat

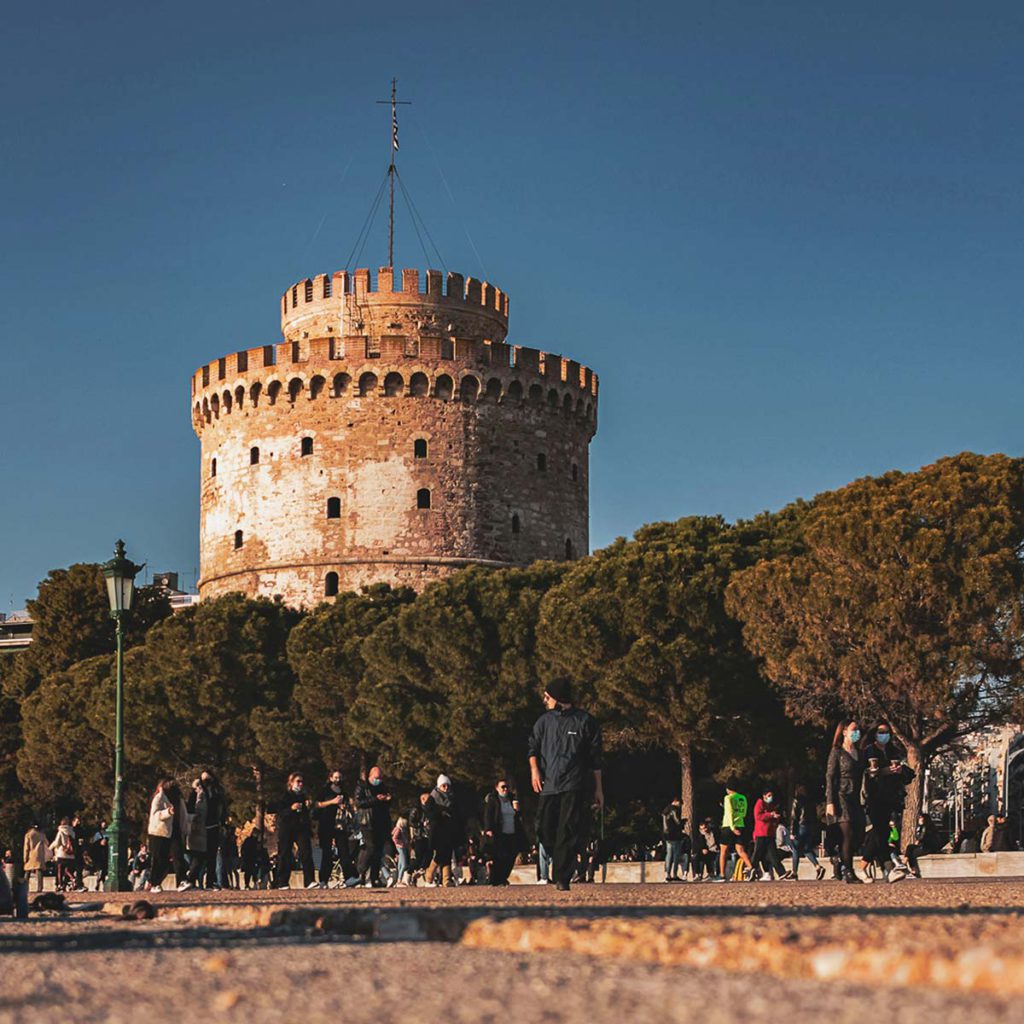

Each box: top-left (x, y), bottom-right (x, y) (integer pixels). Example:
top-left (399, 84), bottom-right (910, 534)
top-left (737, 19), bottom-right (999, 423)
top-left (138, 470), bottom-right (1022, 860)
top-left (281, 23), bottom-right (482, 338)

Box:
top-left (826, 718), bottom-right (866, 884)
top-left (482, 779), bottom-right (524, 885)
top-left (789, 784), bottom-right (825, 880)
top-left (350, 766), bottom-right (392, 887)
top-left (275, 771), bottom-right (315, 888)
top-left (424, 775), bottom-right (463, 887)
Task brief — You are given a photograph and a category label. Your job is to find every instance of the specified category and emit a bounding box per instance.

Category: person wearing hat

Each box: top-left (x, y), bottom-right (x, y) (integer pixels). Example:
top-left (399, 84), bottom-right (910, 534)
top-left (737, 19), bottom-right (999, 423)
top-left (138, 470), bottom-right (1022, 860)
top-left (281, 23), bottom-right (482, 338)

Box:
top-left (423, 774), bottom-right (462, 887)
top-left (528, 679), bottom-right (603, 892)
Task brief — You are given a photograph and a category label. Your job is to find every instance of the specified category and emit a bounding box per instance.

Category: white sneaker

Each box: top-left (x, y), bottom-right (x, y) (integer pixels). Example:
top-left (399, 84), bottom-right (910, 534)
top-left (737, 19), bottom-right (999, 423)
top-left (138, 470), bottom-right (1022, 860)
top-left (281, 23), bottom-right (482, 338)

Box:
top-left (534, 878), bottom-right (550, 885)
top-left (385, 877), bottom-right (396, 888)
top-left (150, 885), bottom-right (163, 893)
top-left (305, 881), bottom-right (321, 889)
top-left (177, 881), bottom-right (193, 891)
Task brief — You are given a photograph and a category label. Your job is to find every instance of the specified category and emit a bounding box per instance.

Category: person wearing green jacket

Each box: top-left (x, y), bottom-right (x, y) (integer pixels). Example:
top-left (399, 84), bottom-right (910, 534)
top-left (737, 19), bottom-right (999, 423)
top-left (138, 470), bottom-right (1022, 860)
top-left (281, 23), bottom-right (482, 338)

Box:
top-left (715, 781), bottom-right (753, 882)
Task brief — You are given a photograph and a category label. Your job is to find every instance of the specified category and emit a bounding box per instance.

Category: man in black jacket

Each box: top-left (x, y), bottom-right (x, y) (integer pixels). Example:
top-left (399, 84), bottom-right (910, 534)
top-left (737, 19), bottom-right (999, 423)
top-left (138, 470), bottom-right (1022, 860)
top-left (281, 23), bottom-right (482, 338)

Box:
top-left (349, 766), bottom-right (392, 887)
top-left (528, 679), bottom-right (603, 892)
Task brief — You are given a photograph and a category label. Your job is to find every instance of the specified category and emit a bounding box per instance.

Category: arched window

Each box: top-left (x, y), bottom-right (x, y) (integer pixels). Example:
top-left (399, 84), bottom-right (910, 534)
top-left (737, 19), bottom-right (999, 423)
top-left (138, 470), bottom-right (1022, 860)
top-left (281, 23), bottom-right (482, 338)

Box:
top-left (505, 380), bottom-right (523, 404)
top-left (358, 371), bottom-right (378, 397)
top-left (571, 463), bottom-right (578, 482)
top-left (309, 375), bottom-right (325, 399)
top-left (417, 488), bottom-right (431, 510)
top-left (211, 457), bottom-right (217, 478)
top-left (288, 377), bottom-right (303, 403)
top-left (325, 572), bottom-right (339, 597)
top-left (223, 390), bottom-right (232, 413)
top-left (327, 496), bottom-right (341, 519)
top-left (512, 513), bottom-right (521, 535)
top-left (460, 375), bottom-right (480, 402)
top-left (235, 385), bottom-right (245, 409)
top-left (409, 372), bottom-right (429, 397)
top-left (528, 384), bottom-right (544, 406)
top-left (267, 380), bottom-right (281, 405)
top-left (301, 437), bottom-right (313, 456)
top-left (234, 530), bottom-right (243, 549)
top-left (565, 538), bottom-right (574, 560)
top-left (304, 279), bottom-right (313, 302)
top-left (384, 372), bottom-right (404, 397)
top-left (485, 378), bottom-right (502, 402)
top-left (536, 453), bottom-right (547, 472)
top-left (434, 374), bottom-right (454, 401)
top-left (414, 438), bottom-right (427, 459)
top-left (250, 381), bottom-right (262, 407)
top-left (332, 373), bottom-right (351, 397)
top-left (250, 446), bottom-right (260, 465)
top-left (563, 393), bottom-right (574, 415)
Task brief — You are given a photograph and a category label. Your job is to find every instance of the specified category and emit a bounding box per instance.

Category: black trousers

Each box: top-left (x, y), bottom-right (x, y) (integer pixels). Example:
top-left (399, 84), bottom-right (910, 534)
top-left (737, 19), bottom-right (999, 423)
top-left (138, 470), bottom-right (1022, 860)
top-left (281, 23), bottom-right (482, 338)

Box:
top-left (277, 826), bottom-right (314, 887)
top-left (149, 833), bottom-right (184, 888)
top-left (751, 836), bottom-right (784, 878)
top-left (205, 827), bottom-right (221, 887)
top-left (356, 826), bottom-right (387, 884)
top-left (489, 833), bottom-right (518, 885)
top-left (536, 790), bottom-right (587, 887)
top-left (319, 828), bottom-right (353, 884)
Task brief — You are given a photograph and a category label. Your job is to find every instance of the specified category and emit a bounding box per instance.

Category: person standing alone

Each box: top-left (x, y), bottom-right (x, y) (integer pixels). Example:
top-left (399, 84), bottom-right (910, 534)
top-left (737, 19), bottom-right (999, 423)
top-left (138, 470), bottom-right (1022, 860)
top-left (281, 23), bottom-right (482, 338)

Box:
top-left (528, 680), bottom-right (603, 893)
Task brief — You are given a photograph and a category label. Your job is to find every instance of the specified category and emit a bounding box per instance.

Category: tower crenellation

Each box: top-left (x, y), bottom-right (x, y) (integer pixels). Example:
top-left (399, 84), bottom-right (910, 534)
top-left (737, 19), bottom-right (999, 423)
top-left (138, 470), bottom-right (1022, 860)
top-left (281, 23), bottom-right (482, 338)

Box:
top-left (192, 265), bottom-right (598, 607)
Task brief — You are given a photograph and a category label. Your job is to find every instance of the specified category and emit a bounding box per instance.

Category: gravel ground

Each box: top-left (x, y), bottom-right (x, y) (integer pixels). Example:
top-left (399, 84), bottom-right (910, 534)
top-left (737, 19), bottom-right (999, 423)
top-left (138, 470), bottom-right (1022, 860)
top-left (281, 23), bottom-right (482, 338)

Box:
top-left (3, 879), bottom-right (1022, 1023)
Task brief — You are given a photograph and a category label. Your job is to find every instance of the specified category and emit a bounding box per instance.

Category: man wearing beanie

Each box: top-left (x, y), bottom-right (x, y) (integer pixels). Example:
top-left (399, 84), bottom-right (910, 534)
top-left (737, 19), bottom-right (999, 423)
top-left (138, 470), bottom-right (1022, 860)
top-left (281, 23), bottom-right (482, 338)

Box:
top-left (528, 679), bottom-right (603, 892)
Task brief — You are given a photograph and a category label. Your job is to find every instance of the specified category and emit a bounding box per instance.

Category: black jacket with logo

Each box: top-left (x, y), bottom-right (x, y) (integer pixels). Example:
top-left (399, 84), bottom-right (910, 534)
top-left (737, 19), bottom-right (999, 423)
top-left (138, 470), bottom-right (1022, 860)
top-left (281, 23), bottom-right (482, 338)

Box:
top-left (527, 706), bottom-right (603, 795)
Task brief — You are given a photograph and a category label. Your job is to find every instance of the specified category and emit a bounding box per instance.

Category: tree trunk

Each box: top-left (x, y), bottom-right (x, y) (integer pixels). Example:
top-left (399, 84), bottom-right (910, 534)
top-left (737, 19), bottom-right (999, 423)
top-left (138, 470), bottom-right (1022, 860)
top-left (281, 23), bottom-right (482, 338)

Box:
top-left (679, 742), bottom-right (695, 851)
top-left (902, 741), bottom-right (926, 847)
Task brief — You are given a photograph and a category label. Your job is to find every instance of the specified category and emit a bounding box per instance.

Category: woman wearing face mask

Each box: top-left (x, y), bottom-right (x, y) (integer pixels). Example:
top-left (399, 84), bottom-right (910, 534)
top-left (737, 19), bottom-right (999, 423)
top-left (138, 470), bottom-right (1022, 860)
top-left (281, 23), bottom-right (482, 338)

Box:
top-left (750, 788), bottom-right (786, 881)
top-left (826, 719), bottom-right (866, 884)
top-left (276, 772), bottom-right (316, 889)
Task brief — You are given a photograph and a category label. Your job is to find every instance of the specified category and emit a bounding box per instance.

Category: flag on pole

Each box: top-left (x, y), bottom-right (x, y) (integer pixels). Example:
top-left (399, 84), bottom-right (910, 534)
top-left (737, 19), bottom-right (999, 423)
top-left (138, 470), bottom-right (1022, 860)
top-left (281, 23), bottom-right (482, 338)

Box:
top-left (392, 107), bottom-right (399, 151)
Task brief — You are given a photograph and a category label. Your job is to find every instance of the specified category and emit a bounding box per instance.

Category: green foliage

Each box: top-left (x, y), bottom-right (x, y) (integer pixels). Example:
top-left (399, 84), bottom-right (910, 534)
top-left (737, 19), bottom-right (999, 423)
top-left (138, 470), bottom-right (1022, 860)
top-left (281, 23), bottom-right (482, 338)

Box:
top-left (121, 593), bottom-right (306, 814)
top-left (726, 453), bottom-right (1024, 833)
top-left (17, 655), bottom-right (114, 822)
top-left (3, 563), bottom-right (170, 700)
top-left (287, 584), bottom-right (416, 770)
top-left (350, 564), bottom-right (567, 793)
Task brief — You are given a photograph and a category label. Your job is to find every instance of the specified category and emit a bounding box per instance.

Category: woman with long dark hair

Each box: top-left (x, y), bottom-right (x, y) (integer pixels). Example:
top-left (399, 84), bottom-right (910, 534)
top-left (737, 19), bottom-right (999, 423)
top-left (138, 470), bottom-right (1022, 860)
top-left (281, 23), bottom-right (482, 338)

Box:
top-left (826, 719), bottom-right (865, 884)
top-left (147, 778), bottom-right (188, 893)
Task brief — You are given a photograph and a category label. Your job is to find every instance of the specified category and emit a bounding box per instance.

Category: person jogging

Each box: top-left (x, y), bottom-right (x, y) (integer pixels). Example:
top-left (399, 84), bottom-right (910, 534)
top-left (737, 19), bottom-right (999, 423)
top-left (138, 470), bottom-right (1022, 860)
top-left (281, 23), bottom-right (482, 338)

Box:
top-left (528, 679), bottom-right (603, 893)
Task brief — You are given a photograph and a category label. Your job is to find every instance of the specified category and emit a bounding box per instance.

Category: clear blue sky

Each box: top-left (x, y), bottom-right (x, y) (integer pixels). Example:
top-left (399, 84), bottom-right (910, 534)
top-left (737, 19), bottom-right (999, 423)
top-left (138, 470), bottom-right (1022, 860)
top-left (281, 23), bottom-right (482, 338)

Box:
top-left (3, 2), bottom-right (1023, 609)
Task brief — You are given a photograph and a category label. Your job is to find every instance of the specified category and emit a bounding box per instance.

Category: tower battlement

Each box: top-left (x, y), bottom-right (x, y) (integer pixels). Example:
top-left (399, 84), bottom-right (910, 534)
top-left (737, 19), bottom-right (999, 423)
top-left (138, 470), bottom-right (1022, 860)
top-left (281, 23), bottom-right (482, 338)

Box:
top-left (191, 263), bottom-right (598, 608)
top-left (281, 267), bottom-right (509, 345)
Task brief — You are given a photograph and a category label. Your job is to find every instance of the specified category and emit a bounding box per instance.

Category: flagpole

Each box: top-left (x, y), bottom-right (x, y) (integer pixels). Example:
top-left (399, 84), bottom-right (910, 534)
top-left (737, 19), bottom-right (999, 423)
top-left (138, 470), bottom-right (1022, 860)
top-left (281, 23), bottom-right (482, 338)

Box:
top-left (376, 79), bottom-right (410, 271)
top-left (387, 78), bottom-right (396, 268)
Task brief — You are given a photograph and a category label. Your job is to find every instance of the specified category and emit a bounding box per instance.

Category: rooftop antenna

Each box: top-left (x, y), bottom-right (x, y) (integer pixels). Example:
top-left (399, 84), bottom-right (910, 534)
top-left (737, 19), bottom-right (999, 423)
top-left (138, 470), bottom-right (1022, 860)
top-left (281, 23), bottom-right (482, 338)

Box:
top-left (376, 78), bottom-right (411, 268)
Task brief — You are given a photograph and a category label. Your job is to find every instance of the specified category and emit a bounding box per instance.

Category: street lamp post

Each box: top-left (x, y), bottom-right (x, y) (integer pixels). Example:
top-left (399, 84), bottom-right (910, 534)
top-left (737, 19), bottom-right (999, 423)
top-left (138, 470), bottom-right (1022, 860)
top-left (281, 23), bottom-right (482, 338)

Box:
top-left (101, 539), bottom-right (141, 892)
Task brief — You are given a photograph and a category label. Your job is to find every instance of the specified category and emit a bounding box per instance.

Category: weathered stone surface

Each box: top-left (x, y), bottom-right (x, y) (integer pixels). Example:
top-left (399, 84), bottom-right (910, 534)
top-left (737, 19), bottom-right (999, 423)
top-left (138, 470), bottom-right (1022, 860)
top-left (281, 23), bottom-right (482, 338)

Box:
top-left (191, 267), bottom-right (598, 607)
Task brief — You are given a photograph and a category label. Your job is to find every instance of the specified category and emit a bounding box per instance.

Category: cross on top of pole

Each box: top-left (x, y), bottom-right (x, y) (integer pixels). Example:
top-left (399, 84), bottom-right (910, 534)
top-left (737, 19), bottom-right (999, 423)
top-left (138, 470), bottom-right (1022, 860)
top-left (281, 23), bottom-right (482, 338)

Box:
top-left (377, 78), bottom-right (411, 166)
top-left (376, 78), bottom-right (412, 268)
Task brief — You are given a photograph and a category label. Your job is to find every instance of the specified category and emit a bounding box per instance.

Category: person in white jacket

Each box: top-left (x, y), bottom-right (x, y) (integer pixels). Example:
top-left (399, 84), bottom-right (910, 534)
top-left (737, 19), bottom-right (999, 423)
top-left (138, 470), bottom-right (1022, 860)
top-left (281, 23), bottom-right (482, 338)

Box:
top-left (49, 818), bottom-right (77, 892)
top-left (147, 779), bottom-right (189, 892)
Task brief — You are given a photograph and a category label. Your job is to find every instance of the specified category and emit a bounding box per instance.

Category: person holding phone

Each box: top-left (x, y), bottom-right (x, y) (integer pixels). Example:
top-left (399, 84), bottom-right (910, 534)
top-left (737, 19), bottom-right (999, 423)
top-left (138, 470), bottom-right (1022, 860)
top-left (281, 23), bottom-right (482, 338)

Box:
top-left (826, 719), bottom-right (866, 884)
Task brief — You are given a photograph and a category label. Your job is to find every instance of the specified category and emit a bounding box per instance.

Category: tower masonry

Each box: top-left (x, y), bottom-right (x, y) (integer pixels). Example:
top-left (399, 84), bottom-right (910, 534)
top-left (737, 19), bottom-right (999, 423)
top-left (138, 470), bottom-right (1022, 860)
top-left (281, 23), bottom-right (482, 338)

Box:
top-left (191, 266), bottom-right (598, 607)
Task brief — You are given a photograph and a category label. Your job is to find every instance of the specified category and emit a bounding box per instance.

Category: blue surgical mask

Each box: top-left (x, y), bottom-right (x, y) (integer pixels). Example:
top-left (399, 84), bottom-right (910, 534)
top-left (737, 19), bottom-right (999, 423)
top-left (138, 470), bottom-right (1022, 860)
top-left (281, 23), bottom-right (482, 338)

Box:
top-left (849, 729), bottom-right (861, 743)
top-left (876, 731), bottom-right (891, 745)
top-left (370, 778), bottom-right (381, 787)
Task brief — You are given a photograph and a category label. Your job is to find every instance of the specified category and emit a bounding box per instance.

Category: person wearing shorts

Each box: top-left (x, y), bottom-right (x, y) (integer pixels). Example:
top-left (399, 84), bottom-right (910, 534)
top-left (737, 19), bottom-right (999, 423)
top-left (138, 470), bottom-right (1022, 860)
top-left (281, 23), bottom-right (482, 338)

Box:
top-left (716, 781), bottom-right (753, 882)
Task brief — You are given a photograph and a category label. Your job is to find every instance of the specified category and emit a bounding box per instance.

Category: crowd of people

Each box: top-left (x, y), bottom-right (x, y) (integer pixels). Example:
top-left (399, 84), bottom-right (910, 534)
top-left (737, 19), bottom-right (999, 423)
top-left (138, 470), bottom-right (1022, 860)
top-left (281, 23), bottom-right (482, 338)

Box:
top-left (5, 697), bottom-right (1020, 898)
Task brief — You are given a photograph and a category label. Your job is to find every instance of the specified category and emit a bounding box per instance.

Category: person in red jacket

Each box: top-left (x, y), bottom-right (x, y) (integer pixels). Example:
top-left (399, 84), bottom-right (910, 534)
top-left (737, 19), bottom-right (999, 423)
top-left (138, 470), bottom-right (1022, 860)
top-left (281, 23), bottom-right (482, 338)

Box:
top-left (750, 787), bottom-right (788, 881)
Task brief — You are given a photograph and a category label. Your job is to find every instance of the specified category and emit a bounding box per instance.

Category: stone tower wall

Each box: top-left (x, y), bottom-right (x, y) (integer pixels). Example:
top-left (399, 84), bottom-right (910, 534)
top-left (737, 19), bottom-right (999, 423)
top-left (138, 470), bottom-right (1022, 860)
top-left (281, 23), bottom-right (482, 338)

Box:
top-left (191, 267), bottom-right (598, 608)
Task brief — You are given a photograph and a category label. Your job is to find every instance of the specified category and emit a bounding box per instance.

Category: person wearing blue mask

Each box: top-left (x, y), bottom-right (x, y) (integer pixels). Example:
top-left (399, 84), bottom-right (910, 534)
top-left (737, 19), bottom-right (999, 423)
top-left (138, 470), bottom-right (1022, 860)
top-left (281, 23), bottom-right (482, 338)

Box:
top-left (826, 719), bottom-right (866, 884)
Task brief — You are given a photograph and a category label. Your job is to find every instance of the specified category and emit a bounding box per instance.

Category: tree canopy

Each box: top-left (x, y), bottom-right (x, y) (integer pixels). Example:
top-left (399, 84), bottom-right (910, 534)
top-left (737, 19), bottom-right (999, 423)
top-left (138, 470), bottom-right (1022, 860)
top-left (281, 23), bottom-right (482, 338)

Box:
top-left (726, 452), bottom-right (1024, 833)
top-left (537, 514), bottom-right (806, 836)
top-left (349, 564), bottom-right (567, 794)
